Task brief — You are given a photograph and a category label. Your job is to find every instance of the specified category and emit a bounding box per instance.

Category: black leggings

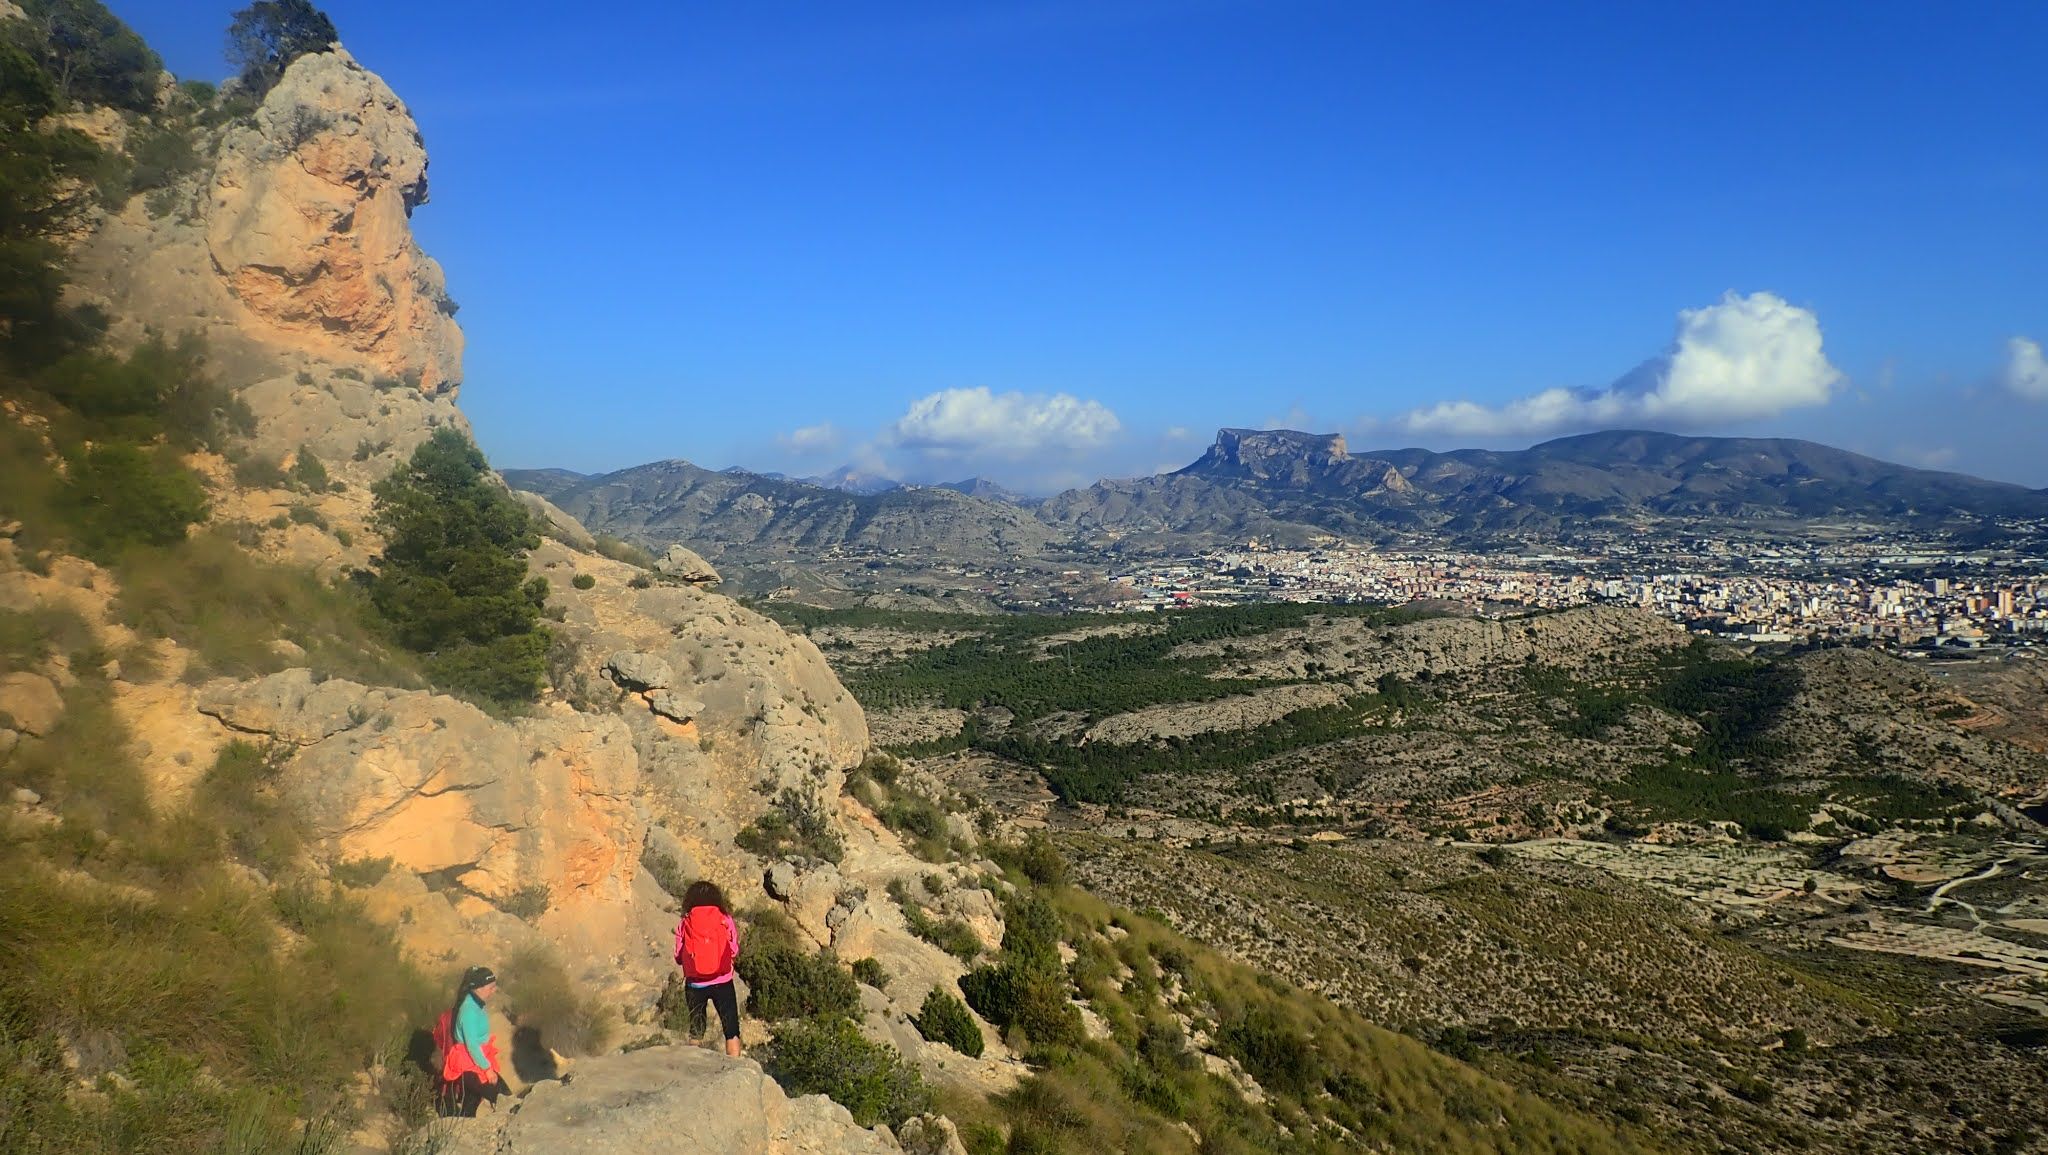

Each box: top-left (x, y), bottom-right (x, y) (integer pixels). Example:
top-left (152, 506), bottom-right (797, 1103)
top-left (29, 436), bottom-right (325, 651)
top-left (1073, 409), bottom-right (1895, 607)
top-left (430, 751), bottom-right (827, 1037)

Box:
top-left (686, 980), bottom-right (740, 1041)
top-left (438, 1071), bottom-right (503, 1118)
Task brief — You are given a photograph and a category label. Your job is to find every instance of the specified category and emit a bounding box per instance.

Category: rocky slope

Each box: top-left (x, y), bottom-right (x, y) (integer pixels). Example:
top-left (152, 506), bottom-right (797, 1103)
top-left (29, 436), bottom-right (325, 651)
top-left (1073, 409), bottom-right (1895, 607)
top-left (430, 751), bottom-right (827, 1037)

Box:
top-left (1, 37), bottom-right (1011, 1152)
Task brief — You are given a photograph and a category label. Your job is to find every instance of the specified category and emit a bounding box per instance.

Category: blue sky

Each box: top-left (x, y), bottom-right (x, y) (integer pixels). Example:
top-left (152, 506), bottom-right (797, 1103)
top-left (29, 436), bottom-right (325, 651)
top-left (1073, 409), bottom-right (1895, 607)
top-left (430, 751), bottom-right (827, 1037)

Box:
top-left (119, 1), bottom-right (2048, 491)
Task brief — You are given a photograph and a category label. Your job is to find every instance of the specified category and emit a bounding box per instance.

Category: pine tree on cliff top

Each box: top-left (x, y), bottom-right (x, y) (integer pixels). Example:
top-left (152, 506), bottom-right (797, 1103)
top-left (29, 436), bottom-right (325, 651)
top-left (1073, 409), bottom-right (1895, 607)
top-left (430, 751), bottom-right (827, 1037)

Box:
top-left (226, 0), bottom-right (338, 97)
top-left (369, 427), bottom-right (551, 705)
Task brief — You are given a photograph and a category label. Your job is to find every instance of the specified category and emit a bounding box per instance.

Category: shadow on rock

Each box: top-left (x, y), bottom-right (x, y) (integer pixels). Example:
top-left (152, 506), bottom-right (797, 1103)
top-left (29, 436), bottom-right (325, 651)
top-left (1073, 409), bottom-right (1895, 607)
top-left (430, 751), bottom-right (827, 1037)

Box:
top-left (511, 1025), bottom-right (566, 1084)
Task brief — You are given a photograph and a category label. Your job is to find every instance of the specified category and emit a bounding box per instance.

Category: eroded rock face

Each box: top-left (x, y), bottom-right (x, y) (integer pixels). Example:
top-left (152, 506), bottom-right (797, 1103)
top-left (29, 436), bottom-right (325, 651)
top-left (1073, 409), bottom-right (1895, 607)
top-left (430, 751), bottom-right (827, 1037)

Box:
top-left (199, 671), bottom-right (638, 905)
top-left (434, 1045), bottom-right (901, 1155)
top-left (195, 670), bottom-right (672, 999)
top-left (206, 49), bottom-right (462, 394)
top-left (532, 541), bottom-right (868, 889)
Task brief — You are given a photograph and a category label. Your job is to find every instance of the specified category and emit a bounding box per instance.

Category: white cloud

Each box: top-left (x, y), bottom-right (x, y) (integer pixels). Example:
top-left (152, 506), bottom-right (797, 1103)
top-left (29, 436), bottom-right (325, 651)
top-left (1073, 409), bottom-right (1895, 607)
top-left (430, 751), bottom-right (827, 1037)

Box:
top-left (776, 422), bottom-right (843, 454)
top-left (1399, 291), bottom-right (1843, 438)
top-left (2006, 336), bottom-right (2048, 401)
top-left (886, 387), bottom-right (1122, 457)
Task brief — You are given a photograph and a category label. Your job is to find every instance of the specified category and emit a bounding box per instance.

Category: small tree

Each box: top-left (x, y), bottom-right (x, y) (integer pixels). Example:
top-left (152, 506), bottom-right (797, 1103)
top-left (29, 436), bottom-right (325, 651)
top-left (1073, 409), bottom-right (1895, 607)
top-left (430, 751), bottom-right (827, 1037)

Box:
top-left (19, 0), bottom-right (163, 111)
top-left (225, 0), bottom-right (337, 98)
top-left (369, 428), bottom-right (550, 705)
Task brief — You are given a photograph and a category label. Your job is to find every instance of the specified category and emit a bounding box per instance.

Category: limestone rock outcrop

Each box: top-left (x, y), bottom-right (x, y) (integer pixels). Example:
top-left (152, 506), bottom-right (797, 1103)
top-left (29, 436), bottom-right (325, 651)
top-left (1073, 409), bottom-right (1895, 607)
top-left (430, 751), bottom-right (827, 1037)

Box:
top-left (655, 544), bottom-right (721, 584)
top-left (434, 1045), bottom-right (901, 1155)
top-left (195, 669), bottom-right (672, 1000)
top-left (533, 540), bottom-right (867, 890)
top-left (71, 47), bottom-right (467, 483)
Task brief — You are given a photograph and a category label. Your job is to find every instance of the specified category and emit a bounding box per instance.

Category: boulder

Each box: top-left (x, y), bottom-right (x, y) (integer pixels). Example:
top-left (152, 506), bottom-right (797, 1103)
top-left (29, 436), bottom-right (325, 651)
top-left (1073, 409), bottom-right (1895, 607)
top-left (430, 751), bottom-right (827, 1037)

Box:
top-left (898, 1115), bottom-right (970, 1155)
top-left (433, 1045), bottom-right (899, 1155)
top-left (0, 672), bottom-right (64, 737)
top-left (765, 861), bottom-right (798, 901)
top-left (605, 652), bottom-right (674, 692)
top-left (655, 544), bottom-right (721, 584)
top-left (647, 691), bottom-right (704, 724)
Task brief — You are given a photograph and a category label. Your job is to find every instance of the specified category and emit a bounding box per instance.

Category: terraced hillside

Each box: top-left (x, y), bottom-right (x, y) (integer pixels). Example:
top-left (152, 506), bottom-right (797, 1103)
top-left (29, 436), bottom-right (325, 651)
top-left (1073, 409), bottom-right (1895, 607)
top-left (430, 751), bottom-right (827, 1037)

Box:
top-left (790, 601), bottom-right (2048, 1153)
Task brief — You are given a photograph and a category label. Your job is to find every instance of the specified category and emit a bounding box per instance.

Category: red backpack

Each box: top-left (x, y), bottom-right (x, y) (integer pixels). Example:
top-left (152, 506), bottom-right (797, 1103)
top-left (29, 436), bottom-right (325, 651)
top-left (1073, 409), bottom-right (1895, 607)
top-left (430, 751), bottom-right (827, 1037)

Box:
top-left (677, 906), bottom-right (733, 981)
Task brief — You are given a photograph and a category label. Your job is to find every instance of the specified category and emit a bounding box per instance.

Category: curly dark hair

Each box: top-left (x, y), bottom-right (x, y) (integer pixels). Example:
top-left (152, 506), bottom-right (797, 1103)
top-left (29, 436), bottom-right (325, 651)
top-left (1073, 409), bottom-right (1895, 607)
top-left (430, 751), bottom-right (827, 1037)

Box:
top-left (681, 880), bottom-right (730, 913)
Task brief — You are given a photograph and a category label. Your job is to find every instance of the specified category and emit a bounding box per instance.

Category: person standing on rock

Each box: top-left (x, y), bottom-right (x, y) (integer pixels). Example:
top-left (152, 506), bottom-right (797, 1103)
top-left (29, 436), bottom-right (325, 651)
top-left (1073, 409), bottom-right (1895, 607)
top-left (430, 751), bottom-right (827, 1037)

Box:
top-left (676, 882), bottom-right (743, 1057)
top-left (434, 965), bottom-right (506, 1116)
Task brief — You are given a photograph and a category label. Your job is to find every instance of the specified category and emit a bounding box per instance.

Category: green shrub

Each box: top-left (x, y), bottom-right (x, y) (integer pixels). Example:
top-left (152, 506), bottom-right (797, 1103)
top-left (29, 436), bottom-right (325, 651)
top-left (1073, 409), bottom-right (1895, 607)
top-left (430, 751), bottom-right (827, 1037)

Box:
top-left (851, 957), bottom-right (889, 990)
top-left (640, 846), bottom-right (689, 903)
top-left (59, 442), bottom-right (208, 556)
top-left (123, 120), bottom-right (199, 195)
top-left (881, 793), bottom-right (945, 841)
top-left (914, 987), bottom-right (984, 1058)
top-left (39, 335), bottom-right (251, 451)
top-left (14, 0), bottom-right (163, 111)
top-left (1006, 830), bottom-right (1067, 886)
top-left (289, 446), bottom-right (329, 493)
top-left (959, 963), bottom-right (1081, 1051)
top-left (1001, 889), bottom-right (1064, 973)
top-left (227, 0), bottom-right (340, 98)
top-left (905, 905), bottom-right (983, 961)
top-left (572, 573), bottom-right (595, 590)
top-left (735, 788), bottom-right (844, 865)
top-left (1218, 1005), bottom-right (1321, 1099)
top-left (369, 429), bottom-right (551, 706)
top-left (768, 1016), bottom-right (931, 1129)
top-left (735, 944), bottom-right (859, 1022)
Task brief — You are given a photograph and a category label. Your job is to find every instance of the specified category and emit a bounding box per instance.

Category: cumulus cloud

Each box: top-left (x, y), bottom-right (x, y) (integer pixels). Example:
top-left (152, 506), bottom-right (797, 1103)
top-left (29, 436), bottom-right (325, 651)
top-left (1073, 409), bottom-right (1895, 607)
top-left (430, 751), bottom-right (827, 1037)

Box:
top-left (2006, 336), bottom-right (2048, 401)
top-left (1399, 291), bottom-right (1843, 438)
top-left (776, 422), bottom-right (843, 454)
top-left (886, 387), bottom-right (1122, 457)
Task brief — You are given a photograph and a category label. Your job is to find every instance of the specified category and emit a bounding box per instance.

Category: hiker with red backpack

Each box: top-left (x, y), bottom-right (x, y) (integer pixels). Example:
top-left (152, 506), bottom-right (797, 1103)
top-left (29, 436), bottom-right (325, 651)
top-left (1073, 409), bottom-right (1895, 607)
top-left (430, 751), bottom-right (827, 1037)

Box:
top-left (675, 881), bottom-right (743, 1056)
top-left (433, 965), bottom-right (505, 1116)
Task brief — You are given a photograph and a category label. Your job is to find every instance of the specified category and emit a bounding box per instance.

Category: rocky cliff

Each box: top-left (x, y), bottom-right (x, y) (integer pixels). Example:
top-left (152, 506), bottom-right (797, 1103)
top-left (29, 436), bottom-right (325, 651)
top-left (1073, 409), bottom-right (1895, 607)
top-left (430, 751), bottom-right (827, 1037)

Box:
top-left (3, 38), bottom-right (1012, 1153)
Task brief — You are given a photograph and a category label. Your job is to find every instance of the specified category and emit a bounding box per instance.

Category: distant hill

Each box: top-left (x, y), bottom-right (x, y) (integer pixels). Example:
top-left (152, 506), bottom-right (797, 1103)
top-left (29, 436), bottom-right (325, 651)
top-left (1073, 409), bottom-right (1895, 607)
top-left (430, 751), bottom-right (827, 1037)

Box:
top-left (513, 429), bottom-right (2048, 565)
top-left (803, 465), bottom-right (901, 495)
top-left (1043, 428), bottom-right (2048, 544)
top-left (935, 477), bottom-right (1039, 505)
top-left (503, 460), bottom-right (1059, 563)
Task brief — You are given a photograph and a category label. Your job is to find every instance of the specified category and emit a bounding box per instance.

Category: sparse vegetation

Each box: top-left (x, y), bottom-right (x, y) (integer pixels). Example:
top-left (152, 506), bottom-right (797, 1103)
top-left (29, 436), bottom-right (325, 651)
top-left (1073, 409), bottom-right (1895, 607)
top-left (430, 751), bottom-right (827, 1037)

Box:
top-left (735, 787), bottom-right (845, 865)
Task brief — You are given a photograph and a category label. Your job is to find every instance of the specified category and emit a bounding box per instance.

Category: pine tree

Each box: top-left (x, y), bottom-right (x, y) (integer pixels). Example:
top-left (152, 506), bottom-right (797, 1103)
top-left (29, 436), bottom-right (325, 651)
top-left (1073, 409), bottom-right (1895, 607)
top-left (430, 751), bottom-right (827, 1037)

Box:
top-left (369, 428), bottom-right (550, 705)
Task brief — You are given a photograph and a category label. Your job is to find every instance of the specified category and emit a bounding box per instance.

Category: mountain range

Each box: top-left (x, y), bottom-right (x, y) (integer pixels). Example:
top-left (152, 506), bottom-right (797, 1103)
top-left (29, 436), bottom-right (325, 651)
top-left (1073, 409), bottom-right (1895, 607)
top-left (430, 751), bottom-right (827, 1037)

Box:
top-left (507, 428), bottom-right (2048, 563)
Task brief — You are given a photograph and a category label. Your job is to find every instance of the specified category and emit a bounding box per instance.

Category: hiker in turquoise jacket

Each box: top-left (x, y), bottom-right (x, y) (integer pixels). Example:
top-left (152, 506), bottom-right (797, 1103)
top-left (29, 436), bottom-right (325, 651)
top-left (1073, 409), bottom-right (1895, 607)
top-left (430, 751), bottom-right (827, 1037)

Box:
top-left (435, 965), bottom-right (504, 1117)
